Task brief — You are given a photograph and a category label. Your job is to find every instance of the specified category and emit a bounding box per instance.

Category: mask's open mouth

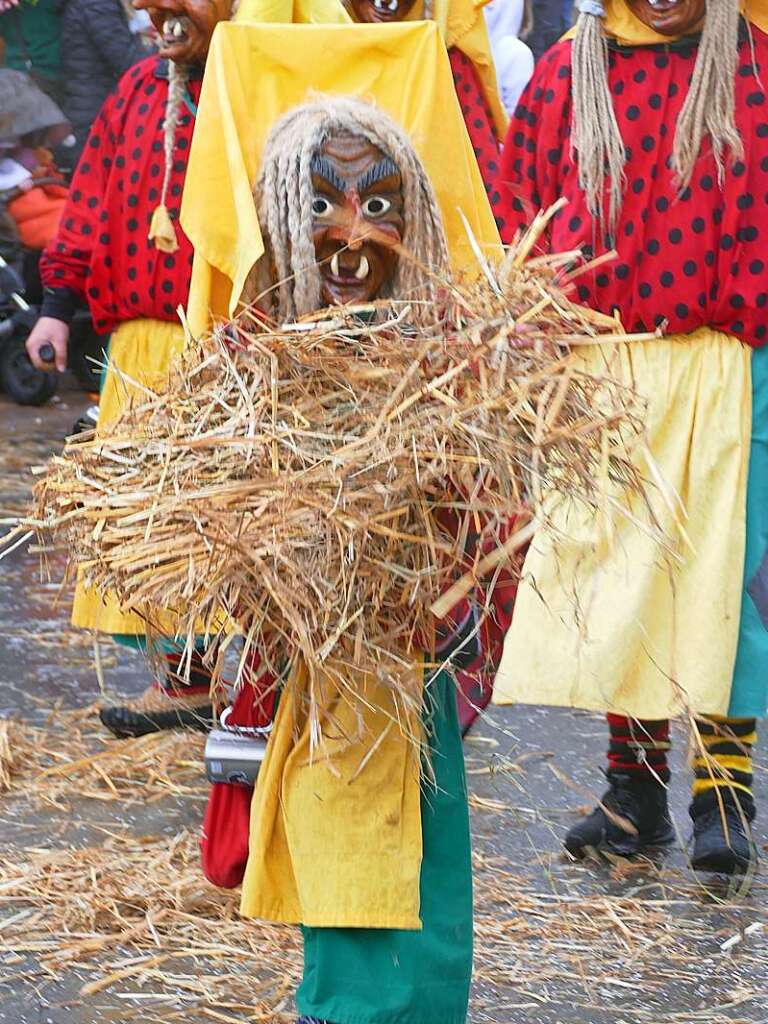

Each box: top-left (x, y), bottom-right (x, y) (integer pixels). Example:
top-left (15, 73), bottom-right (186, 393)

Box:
top-left (324, 251), bottom-right (371, 284)
top-left (162, 15), bottom-right (192, 48)
top-left (371, 0), bottom-right (402, 18)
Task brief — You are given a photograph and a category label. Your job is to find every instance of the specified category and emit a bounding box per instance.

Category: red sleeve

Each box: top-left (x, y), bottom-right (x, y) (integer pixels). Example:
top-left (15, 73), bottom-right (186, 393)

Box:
top-left (39, 91), bottom-right (119, 298)
top-left (448, 47), bottom-right (501, 201)
top-left (490, 42), bottom-right (573, 245)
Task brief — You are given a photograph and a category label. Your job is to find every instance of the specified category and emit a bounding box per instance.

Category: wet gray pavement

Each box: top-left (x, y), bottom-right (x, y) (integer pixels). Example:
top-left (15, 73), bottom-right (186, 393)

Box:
top-left (0, 386), bottom-right (766, 1024)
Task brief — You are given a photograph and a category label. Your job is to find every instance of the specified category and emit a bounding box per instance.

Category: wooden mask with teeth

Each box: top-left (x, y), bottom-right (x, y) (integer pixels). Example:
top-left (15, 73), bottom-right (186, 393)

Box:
top-left (310, 132), bottom-right (405, 306)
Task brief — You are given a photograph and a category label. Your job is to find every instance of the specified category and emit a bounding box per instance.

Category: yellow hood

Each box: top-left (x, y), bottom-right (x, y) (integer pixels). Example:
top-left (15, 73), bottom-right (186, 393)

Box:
top-left (566, 0), bottom-right (768, 43)
top-left (181, 20), bottom-right (501, 330)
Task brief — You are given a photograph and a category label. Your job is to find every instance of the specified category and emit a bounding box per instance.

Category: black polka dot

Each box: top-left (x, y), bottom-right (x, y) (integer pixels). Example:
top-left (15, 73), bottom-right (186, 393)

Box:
top-left (737, 193), bottom-right (754, 210)
top-left (647, 239), bottom-right (660, 255)
top-left (733, 161), bottom-right (747, 177)
top-left (99, 232), bottom-right (109, 245)
top-left (163, 302), bottom-right (175, 315)
top-left (700, 174), bottom-right (713, 191)
top-left (675, 303), bottom-right (689, 318)
top-left (731, 320), bottom-right (745, 333)
top-left (669, 228), bottom-right (682, 244)
top-left (631, 177), bottom-right (644, 195)
top-left (721, 234), bottom-right (734, 250)
top-left (738, 226), bottom-right (759, 242)
top-left (577, 284), bottom-right (590, 301)
top-left (613, 80), bottom-right (625, 96)
top-left (615, 263), bottom-right (630, 280)
top-left (750, 259), bottom-right (765, 274)
top-left (758, 293), bottom-right (768, 308)
top-left (683, 260), bottom-right (697, 276)
top-left (161, 280), bottom-right (174, 294)
top-left (668, 82), bottom-right (679, 99)
top-left (757, 325), bottom-right (767, 341)
top-left (639, 282), bottom-right (652, 298)
top-left (759, 123), bottom-right (768, 138)
top-left (713, 208), bottom-right (723, 225)
top-left (127, 218), bottom-right (138, 232)
top-left (627, 105), bottom-right (640, 121)
top-left (656, 197), bottom-right (669, 213)
top-left (596, 273), bottom-right (609, 288)
top-left (654, 55), bottom-right (669, 69)
top-left (748, 92), bottom-right (765, 107)
top-left (649, 94), bottom-right (662, 110)
top-left (660, 271), bottom-right (674, 287)
top-left (705, 250), bottom-right (716, 267)
top-left (691, 217), bottom-right (705, 234)
top-left (730, 294), bottom-right (745, 309)
top-left (130, 291), bottom-right (139, 305)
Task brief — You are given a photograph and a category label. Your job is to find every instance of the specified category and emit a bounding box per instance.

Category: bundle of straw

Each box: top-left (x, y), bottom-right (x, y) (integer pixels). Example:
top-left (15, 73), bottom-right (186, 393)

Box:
top-left (19, 213), bottom-right (657, 716)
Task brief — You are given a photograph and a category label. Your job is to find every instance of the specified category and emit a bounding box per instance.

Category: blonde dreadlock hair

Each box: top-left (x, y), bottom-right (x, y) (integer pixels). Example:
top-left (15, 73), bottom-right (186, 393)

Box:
top-left (149, 1), bottom-right (240, 252)
top-left (251, 96), bottom-right (450, 324)
top-left (572, 0), bottom-right (742, 232)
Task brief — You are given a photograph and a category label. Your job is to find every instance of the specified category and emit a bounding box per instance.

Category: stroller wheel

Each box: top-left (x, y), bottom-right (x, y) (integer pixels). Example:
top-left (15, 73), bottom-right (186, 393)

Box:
top-left (0, 338), bottom-right (57, 406)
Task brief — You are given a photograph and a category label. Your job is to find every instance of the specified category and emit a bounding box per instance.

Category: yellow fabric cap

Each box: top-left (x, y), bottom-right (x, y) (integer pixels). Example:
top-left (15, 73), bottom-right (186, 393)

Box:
top-left (234, 0), bottom-right (351, 23)
top-left (565, 0), bottom-right (768, 44)
top-left (181, 20), bottom-right (501, 330)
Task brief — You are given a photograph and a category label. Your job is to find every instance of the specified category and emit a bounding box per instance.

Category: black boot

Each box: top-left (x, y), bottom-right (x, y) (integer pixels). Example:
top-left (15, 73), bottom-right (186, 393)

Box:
top-left (564, 770), bottom-right (674, 858)
top-left (690, 789), bottom-right (757, 875)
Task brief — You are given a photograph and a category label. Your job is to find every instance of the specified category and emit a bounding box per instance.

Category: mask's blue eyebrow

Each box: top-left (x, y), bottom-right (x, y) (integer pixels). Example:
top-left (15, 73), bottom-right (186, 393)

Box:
top-left (357, 157), bottom-right (399, 194)
top-left (310, 155), bottom-right (347, 193)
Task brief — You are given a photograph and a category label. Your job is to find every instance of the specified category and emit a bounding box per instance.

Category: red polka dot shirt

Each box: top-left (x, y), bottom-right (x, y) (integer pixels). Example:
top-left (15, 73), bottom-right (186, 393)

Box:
top-left (449, 47), bottom-right (502, 200)
top-left (40, 57), bottom-right (201, 335)
top-left (492, 29), bottom-right (768, 347)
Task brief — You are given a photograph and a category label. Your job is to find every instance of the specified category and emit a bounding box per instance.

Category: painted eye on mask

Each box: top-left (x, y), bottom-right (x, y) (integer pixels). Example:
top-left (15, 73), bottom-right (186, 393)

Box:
top-left (312, 196), bottom-right (334, 217)
top-left (362, 196), bottom-right (392, 217)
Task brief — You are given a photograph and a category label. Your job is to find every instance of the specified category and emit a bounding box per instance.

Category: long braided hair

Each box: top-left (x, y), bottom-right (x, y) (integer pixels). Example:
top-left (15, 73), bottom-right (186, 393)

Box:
top-left (250, 96), bottom-right (450, 324)
top-left (572, 0), bottom-right (742, 232)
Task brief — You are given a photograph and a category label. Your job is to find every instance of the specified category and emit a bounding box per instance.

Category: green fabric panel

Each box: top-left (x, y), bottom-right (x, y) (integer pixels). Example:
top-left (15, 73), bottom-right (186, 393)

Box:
top-left (730, 344), bottom-right (768, 718)
top-left (0, 4), bottom-right (61, 80)
top-left (111, 634), bottom-right (206, 655)
top-left (297, 668), bottom-right (473, 1024)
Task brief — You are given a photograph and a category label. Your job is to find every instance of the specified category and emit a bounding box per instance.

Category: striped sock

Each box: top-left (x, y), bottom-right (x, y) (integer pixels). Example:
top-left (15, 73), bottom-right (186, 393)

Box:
top-left (606, 714), bottom-right (671, 782)
top-left (692, 716), bottom-right (756, 810)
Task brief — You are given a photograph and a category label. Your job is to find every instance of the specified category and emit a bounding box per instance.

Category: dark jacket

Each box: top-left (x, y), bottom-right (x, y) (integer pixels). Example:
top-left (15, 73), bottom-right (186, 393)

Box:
top-left (60, 0), bottom-right (147, 159)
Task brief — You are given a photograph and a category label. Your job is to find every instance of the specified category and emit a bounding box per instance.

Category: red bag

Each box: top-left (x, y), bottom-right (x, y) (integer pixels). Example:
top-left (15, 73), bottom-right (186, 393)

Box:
top-left (200, 660), bottom-right (277, 888)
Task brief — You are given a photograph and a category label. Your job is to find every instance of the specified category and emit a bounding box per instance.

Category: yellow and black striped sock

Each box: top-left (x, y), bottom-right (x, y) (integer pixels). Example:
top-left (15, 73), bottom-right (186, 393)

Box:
top-left (691, 716), bottom-right (756, 813)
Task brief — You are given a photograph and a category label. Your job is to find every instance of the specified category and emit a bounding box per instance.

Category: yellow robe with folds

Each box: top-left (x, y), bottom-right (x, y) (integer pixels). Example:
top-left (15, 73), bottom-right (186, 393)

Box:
top-left (180, 22), bottom-right (500, 928)
top-left (494, 330), bottom-right (752, 720)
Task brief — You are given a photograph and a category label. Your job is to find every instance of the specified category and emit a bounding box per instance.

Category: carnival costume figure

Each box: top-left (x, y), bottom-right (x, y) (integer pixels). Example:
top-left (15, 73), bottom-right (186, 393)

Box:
top-left (492, 0), bottom-right (768, 874)
top-left (181, 20), bottom-right (502, 1020)
top-left (25, 0), bottom-right (348, 739)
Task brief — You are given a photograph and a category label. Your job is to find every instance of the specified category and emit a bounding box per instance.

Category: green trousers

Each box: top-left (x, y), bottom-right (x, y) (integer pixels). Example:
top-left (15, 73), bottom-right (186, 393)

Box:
top-left (730, 344), bottom-right (768, 718)
top-left (297, 669), bottom-right (473, 1024)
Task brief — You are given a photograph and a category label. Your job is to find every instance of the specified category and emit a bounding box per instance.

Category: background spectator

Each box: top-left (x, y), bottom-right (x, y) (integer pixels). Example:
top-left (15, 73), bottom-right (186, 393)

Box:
top-left (59, 0), bottom-right (149, 163)
top-left (0, 0), bottom-right (63, 101)
top-left (484, 0), bottom-right (534, 116)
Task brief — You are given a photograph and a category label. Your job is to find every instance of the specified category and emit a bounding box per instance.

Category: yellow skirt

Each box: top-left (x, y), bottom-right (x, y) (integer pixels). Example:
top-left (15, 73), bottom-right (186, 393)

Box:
top-left (71, 318), bottom-right (186, 634)
top-left (240, 657), bottom-right (424, 929)
top-left (494, 328), bottom-right (751, 720)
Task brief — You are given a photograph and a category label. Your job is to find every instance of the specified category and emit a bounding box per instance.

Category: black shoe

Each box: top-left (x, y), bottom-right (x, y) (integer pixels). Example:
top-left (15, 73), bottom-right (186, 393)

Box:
top-left (99, 702), bottom-right (214, 739)
top-left (690, 790), bottom-right (757, 875)
top-left (297, 1018), bottom-right (331, 1023)
top-left (564, 770), bottom-right (674, 858)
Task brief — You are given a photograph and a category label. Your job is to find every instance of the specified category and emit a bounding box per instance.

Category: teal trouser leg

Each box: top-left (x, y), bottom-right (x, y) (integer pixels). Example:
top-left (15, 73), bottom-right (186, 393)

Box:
top-left (297, 669), bottom-right (473, 1024)
top-left (729, 344), bottom-right (768, 718)
top-left (110, 634), bottom-right (206, 655)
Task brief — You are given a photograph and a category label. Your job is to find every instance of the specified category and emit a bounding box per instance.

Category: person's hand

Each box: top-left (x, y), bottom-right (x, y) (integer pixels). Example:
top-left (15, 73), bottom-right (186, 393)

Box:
top-left (26, 317), bottom-right (70, 372)
top-left (0, 0), bottom-right (21, 11)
